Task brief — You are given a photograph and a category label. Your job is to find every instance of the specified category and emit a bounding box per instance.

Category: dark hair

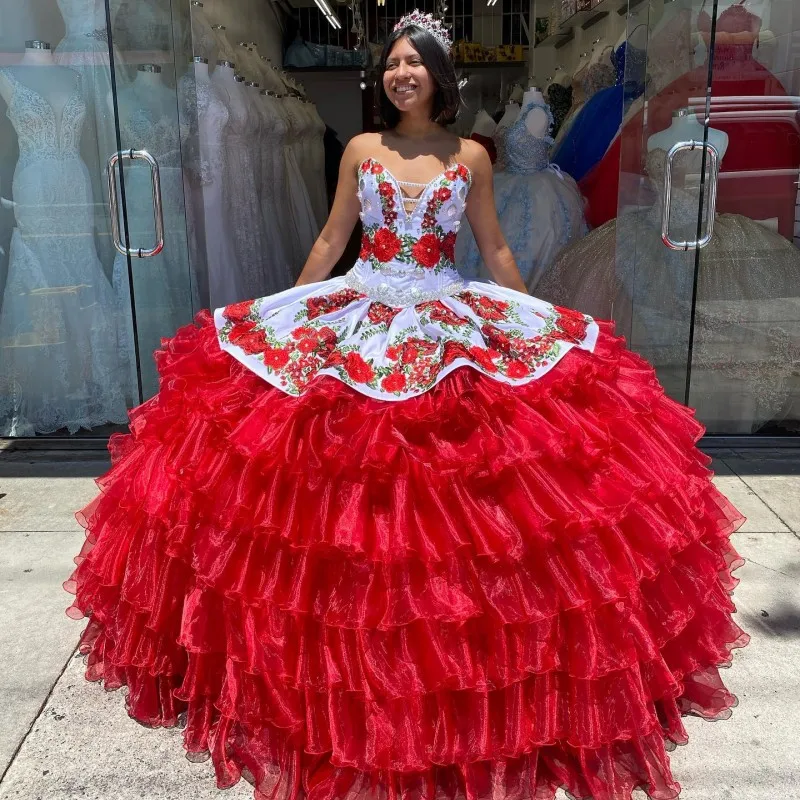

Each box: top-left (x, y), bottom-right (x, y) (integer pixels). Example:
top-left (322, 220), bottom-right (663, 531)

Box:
top-left (375, 25), bottom-right (461, 128)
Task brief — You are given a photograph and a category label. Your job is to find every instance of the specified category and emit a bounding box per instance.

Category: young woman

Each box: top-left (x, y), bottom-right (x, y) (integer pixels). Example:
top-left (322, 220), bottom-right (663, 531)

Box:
top-left (66, 11), bottom-right (748, 800)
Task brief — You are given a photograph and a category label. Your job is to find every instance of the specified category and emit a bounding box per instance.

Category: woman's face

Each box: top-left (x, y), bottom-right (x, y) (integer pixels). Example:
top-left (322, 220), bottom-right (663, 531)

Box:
top-left (383, 35), bottom-right (436, 116)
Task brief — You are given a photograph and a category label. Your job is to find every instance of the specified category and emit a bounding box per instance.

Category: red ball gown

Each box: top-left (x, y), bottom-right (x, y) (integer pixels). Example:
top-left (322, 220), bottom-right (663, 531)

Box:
top-left (66, 157), bottom-right (748, 800)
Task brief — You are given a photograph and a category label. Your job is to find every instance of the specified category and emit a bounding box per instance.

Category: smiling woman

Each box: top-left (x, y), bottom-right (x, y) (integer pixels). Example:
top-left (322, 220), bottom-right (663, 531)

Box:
top-left (66, 9), bottom-right (748, 800)
top-left (377, 19), bottom-right (460, 128)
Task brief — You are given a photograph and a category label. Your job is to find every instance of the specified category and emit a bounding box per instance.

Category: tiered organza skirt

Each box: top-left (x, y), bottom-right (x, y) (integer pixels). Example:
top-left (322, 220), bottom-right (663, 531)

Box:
top-left (65, 310), bottom-right (747, 800)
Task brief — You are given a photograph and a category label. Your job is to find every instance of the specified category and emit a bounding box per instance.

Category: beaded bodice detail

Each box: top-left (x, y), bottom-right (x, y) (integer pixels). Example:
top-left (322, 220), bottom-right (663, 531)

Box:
top-left (1, 69), bottom-right (85, 170)
top-left (496, 100), bottom-right (555, 175)
top-left (345, 158), bottom-right (472, 307)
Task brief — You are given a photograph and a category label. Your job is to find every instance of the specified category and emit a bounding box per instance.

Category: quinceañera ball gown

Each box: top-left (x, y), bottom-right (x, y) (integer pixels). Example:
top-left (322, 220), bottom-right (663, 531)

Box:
top-left (66, 156), bottom-right (748, 800)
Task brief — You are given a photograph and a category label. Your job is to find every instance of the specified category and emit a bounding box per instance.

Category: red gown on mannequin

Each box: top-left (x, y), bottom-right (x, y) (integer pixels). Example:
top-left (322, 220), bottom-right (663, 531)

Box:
top-left (580, 3), bottom-right (800, 238)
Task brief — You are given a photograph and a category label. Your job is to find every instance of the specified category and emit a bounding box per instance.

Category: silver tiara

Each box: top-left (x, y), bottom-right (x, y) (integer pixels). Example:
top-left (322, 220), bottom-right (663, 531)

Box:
top-left (393, 10), bottom-right (452, 52)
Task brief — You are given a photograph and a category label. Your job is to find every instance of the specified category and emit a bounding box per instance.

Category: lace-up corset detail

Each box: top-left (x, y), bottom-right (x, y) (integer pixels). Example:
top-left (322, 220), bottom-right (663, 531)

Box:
top-left (498, 101), bottom-right (555, 174)
top-left (1, 70), bottom-right (85, 169)
top-left (346, 158), bottom-right (472, 306)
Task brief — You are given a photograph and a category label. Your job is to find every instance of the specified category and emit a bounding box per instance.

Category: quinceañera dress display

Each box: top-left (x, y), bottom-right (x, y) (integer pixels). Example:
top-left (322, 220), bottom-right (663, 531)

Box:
top-left (456, 100), bottom-right (586, 290)
top-left (65, 15), bottom-right (747, 800)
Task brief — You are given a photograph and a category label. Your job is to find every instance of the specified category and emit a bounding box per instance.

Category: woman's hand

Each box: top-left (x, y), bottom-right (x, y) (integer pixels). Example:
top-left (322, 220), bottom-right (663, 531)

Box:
top-left (295, 138), bottom-right (364, 287)
top-left (462, 141), bottom-right (529, 295)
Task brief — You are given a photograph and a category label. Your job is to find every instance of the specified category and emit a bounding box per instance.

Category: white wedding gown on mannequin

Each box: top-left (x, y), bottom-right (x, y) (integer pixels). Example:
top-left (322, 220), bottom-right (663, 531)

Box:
top-left (54, 0), bottom-right (122, 267)
top-left (112, 87), bottom-right (198, 399)
top-left (0, 68), bottom-right (128, 434)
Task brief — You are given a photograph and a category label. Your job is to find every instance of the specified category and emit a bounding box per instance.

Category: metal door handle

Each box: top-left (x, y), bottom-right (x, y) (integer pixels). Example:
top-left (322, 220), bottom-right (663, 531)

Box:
top-left (107, 149), bottom-right (165, 258)
top-left (661, 139), bottom-right (720, 251)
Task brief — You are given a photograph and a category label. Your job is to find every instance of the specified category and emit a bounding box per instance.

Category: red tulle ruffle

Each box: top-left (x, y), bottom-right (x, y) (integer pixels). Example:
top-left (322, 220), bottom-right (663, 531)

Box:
top-left (65, 311), bottom-right (748, 800)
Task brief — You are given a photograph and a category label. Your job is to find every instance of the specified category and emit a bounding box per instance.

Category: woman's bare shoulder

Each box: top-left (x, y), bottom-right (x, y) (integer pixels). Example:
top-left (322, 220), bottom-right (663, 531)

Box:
top-left (345, 132), bottom-right (384, 162)
top-left (457, 137), bottom-right (492, 177)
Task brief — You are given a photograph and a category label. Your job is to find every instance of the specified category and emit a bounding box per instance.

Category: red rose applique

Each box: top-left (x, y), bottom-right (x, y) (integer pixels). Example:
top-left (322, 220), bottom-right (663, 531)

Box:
top-left (444, 169), bottom-right (457, 181)
top-left (228, 321), bottom-right (266, 355)
top-left (443, 340), bottom-right (471, 366)
top-left (412, 233), bottom-right (442, 269)
top-left (456, 164), bottom-right (470, 181)
top-left (263, 346), bottom-right (290, 369)
top-left (553, 307), bottom-right (589, 342)
top-left (371, 162), bottom-right (384, 174)
top-left (372, 228), bottom-right (402, 263)
top-left (368, 302), bottom-right (400, 326)
top-left (505, 360), bottom-right (530, 379)
top-left (469, 346), bottom-right (499, 373)
top-left (359, 233), bottom-right (372, 260)
top-left (435, 187), bottom-right (452, 202)
top-left (378, 182), bottom-right (395, 198)
top-left (323, 350), bottom-right (346, 367)
top-left (344, 352), bottom-right (375, 383)
top-left (441, 232), bottom-right (457, 262)
top-left (224, 300), bottom-right (253, 323)
top-left (381, 372), bottom-right (407, 393)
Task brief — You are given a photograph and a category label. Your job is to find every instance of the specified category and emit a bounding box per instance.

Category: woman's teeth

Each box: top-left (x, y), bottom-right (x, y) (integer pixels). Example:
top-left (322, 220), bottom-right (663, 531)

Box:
top-left (395, 86), bottom-right (416, 94)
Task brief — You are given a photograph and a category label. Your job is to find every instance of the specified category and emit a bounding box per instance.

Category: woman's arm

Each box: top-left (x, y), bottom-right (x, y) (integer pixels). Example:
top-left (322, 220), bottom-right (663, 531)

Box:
top-left (462, 141), bottom-right (529, 294)
top-left (295, 138), bottom-right (364, 287)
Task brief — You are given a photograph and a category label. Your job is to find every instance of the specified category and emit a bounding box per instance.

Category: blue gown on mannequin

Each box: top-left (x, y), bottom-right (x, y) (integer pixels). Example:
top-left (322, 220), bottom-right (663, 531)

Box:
top-left (456, 99), bottom-right (586, 290)
top-left (551, 41), bottom-right (647, 182)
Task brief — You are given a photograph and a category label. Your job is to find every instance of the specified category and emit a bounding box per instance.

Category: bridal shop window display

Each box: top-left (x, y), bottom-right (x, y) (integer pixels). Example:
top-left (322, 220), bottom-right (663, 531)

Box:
top-left (0, 40), bottom-right (128, 436)
top-left (113, 64), bottom-right (200, 399)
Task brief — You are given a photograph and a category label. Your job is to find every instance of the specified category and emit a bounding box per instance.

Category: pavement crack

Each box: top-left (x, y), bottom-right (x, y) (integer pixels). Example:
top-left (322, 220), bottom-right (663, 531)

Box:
top-left (0, 646), bottom-right (78, 785)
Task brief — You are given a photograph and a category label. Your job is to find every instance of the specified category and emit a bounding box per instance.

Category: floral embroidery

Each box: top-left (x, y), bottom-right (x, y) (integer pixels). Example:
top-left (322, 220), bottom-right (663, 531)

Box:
top-left (304, 288), bottom-right (365, 321)
top-left (219, 283), bottom-right (596, 398)
top-left (358, 158), bottom-right (467, 275)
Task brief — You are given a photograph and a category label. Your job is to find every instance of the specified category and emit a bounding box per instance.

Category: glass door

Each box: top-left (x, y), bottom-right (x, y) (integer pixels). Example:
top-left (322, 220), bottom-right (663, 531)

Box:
top-left (687, 0), bottom-right (800, 436)
top-left (0, 0), bottom-right (198, 439)
top-left (614, 0), bottom-right (721, 409)
top-left (107, 0), bottom-right (199, 405)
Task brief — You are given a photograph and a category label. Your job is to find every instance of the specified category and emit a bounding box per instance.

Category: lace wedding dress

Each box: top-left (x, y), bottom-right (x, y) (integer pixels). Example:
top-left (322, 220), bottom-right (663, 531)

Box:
top-left (456, 100), bottom-right (586, 290)
top-left (538, 146), bottom-right (800, 433)
top-left (112, 85), bottom-right (198, 399)
top-left (67, 152), bottom-right (747, 800)
top-left (0, 68), bottom-right (127, 434)
top-left (53, 0), bottom-right (121, 267)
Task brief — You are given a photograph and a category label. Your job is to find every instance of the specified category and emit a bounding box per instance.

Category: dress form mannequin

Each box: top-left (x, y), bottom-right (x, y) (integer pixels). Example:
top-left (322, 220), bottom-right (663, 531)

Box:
top-left (589, 40), bottom-right (612, 66)
top-left (647, 108), bottom-right (729, 159)
top-left (0, 40), bottom-right (127, 434)
top-left (551, 66), bottom-right (570, 87)
top-left (472, 109), bottom-right (497, 137)
top-left (498, 101), bottom-right (521, 130)
top-left (522, 87), bottom-right (549, 137)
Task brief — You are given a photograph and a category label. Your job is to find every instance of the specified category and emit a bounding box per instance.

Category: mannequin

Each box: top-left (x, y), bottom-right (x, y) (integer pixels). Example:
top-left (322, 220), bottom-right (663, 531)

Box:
top-left (457, 81), bottom-right (586, 289)
top-left (0, 40), bottom-right (127, 434)
top-left (209, 24), bottom-right (236, 65)
top-left (589, 39), bottom-right (612, 66)
top-left (497, 100), bottom-right (520, 131)
top-left (551, 66), bottom-right (570, 87)
top-left (521, 86), bottom-right (549, 137)
top-left (112, 64), bottom-right (195, 398)
top-left (647, 108), bottom-right (729, 159)
top-left (470, 108), bottom-right (498, 163)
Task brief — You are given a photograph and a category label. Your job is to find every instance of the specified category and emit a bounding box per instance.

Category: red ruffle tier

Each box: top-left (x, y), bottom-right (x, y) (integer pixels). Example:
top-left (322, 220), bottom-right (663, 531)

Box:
top-left (65, 310), bottom-right (748, 800)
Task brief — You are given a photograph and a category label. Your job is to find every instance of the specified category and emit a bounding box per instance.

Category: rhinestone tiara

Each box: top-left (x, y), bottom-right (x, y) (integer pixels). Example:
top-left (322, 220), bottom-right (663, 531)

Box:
top-left (393, 10), bottom-right (452, 52)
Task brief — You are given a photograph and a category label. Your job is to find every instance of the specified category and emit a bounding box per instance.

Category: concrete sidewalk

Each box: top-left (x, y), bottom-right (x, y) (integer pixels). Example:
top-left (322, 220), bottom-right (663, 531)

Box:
top-left (0, 448), bottom-right (798, 800)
